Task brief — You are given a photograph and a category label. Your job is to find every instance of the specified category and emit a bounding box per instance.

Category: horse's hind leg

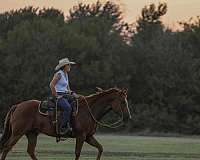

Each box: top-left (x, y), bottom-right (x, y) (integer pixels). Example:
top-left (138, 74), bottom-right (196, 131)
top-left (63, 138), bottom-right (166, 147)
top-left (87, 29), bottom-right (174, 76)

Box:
top-left (85, 136), bottom-right (103, 160)
top-left (0, 134), bottom-right (22, 160)
top-left (26, 132), bottom-right (38, 160)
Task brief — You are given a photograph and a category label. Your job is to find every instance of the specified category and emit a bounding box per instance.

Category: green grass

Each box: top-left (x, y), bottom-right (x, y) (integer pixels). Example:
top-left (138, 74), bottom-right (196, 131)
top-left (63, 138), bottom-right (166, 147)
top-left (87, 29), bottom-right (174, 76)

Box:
top-left (4, 134), bottom-right (200, 160)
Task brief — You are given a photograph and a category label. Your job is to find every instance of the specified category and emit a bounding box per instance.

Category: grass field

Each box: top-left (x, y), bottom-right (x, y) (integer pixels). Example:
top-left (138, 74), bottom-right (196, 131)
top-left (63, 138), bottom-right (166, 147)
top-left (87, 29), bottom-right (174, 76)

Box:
top-left (4, 134), bottom-right (200, 160)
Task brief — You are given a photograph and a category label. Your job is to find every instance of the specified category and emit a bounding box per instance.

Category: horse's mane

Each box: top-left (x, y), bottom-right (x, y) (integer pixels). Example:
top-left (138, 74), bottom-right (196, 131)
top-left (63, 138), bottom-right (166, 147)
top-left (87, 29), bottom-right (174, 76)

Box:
top-left (85, 87), bottom-right (120, 98)
top-left (78, 87), bottom-right (121, 106)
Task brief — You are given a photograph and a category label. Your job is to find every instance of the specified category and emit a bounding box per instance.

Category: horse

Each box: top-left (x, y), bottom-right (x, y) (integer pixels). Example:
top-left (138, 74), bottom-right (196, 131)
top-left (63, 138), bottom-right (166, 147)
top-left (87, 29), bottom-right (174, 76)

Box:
top-left (0, 87), bottom-right (132, 160)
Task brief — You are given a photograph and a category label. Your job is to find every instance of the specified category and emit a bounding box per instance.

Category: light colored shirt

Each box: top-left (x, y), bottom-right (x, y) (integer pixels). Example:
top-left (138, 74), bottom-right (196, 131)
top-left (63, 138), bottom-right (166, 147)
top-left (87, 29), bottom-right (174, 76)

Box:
top-left (55, 70), bottom-right (69, 93)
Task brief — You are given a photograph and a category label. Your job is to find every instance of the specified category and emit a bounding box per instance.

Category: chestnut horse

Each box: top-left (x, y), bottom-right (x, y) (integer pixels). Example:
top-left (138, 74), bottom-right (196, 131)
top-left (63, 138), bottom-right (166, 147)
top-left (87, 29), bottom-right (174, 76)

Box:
top-left (0, 88), bottom-right (131, 160)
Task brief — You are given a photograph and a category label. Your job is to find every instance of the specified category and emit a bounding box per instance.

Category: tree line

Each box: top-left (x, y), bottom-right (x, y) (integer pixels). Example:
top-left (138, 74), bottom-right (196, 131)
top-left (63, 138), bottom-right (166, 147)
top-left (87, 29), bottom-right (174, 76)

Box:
top-left (0, 1), bottom-right (200, 134)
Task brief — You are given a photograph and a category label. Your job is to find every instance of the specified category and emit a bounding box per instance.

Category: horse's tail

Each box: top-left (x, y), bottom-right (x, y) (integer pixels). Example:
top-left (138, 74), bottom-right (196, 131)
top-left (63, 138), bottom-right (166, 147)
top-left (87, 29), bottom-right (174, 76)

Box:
top-left (0, 105), bottom-right (17, 152)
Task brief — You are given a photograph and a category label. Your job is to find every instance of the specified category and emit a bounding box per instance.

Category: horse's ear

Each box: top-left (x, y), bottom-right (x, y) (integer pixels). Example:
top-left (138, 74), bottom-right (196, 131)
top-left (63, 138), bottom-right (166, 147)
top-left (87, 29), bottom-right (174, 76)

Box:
top-left (96, 87), bottom-right (103, 93)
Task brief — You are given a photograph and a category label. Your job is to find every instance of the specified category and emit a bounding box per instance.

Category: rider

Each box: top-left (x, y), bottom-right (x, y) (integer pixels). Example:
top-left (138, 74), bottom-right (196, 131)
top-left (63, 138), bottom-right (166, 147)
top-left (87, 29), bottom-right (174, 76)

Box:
top-left (50, 57), bottom-right (79, 135)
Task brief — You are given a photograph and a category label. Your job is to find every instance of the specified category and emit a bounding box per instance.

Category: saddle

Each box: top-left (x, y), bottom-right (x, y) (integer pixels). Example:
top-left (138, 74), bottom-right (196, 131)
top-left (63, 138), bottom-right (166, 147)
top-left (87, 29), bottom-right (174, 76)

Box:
top-left (39, 95), bottom-right (77, 115)
top-left (38, 95), bottom-right (77, 140)
top-left (39, 97), bottom-right (56, 115)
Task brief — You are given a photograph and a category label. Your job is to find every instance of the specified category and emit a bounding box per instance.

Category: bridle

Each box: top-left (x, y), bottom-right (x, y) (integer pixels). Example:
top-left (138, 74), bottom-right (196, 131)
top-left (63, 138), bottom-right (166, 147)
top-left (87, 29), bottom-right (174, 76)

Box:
top-left (82, 95), bottom-right (125, 129)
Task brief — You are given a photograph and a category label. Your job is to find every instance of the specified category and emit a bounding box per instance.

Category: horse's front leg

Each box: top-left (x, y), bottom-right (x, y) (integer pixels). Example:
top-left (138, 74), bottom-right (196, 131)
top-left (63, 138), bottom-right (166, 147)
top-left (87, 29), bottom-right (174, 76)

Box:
top-left (75, 135), bottom-right (86, 160)
top-left (85, 136), bottom-right (103, 160)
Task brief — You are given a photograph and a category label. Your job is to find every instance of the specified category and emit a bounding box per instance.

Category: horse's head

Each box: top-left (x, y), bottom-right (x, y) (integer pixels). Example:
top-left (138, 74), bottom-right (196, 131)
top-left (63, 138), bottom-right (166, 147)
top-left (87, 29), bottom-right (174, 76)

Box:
top-left (109, 88), bottom-right (132, 122)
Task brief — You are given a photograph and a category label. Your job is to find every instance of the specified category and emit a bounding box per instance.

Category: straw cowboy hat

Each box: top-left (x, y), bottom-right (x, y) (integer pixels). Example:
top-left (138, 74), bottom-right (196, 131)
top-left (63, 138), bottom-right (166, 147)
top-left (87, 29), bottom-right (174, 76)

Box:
top-left (55, 58), bottom-right (76, 70)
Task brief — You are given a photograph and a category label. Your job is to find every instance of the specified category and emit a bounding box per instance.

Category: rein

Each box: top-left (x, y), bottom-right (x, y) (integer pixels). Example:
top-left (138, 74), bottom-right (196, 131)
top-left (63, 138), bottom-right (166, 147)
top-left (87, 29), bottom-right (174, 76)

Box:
top-left (82, 96), bottom-right (124, 129)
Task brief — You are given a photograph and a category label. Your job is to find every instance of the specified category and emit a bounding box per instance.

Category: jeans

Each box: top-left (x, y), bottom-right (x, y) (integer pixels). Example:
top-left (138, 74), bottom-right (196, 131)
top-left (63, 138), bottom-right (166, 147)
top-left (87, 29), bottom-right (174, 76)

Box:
top-left (57, 95), bottom-right (72, 128)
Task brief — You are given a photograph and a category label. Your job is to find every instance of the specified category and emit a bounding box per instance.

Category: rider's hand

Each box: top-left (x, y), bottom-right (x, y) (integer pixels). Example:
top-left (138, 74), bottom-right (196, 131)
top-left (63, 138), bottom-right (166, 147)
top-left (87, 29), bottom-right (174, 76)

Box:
top-left (72, 92), bottom-right (80, 99)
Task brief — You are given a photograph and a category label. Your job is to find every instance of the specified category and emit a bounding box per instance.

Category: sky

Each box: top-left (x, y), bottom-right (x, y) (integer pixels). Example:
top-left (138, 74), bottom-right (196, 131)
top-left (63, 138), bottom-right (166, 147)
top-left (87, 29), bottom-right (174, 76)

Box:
top-left (0, 0), bottom-right (200, 28)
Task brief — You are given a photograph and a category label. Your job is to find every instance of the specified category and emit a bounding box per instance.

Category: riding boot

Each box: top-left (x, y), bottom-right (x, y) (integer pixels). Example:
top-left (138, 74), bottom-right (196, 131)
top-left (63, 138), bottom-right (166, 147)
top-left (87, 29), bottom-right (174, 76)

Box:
top-left (60, 122), bottom-right (72, 135)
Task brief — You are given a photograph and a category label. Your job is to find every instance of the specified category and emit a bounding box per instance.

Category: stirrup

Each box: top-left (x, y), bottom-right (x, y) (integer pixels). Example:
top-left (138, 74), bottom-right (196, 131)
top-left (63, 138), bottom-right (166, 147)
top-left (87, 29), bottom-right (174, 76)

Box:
top-left (60, 127), bottom-right (72, 135)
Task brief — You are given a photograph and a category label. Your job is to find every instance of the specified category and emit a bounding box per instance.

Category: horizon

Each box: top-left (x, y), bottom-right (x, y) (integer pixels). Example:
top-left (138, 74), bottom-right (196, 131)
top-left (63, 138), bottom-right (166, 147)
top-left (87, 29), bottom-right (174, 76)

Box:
top-left (0, 0), bottom-right (200, 29)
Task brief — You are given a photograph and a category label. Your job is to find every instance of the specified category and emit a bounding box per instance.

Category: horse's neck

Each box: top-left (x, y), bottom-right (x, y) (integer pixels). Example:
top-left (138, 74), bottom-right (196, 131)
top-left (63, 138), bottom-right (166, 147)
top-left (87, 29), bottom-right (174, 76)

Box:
top-left (86, 93), bottom-right (112, 121)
